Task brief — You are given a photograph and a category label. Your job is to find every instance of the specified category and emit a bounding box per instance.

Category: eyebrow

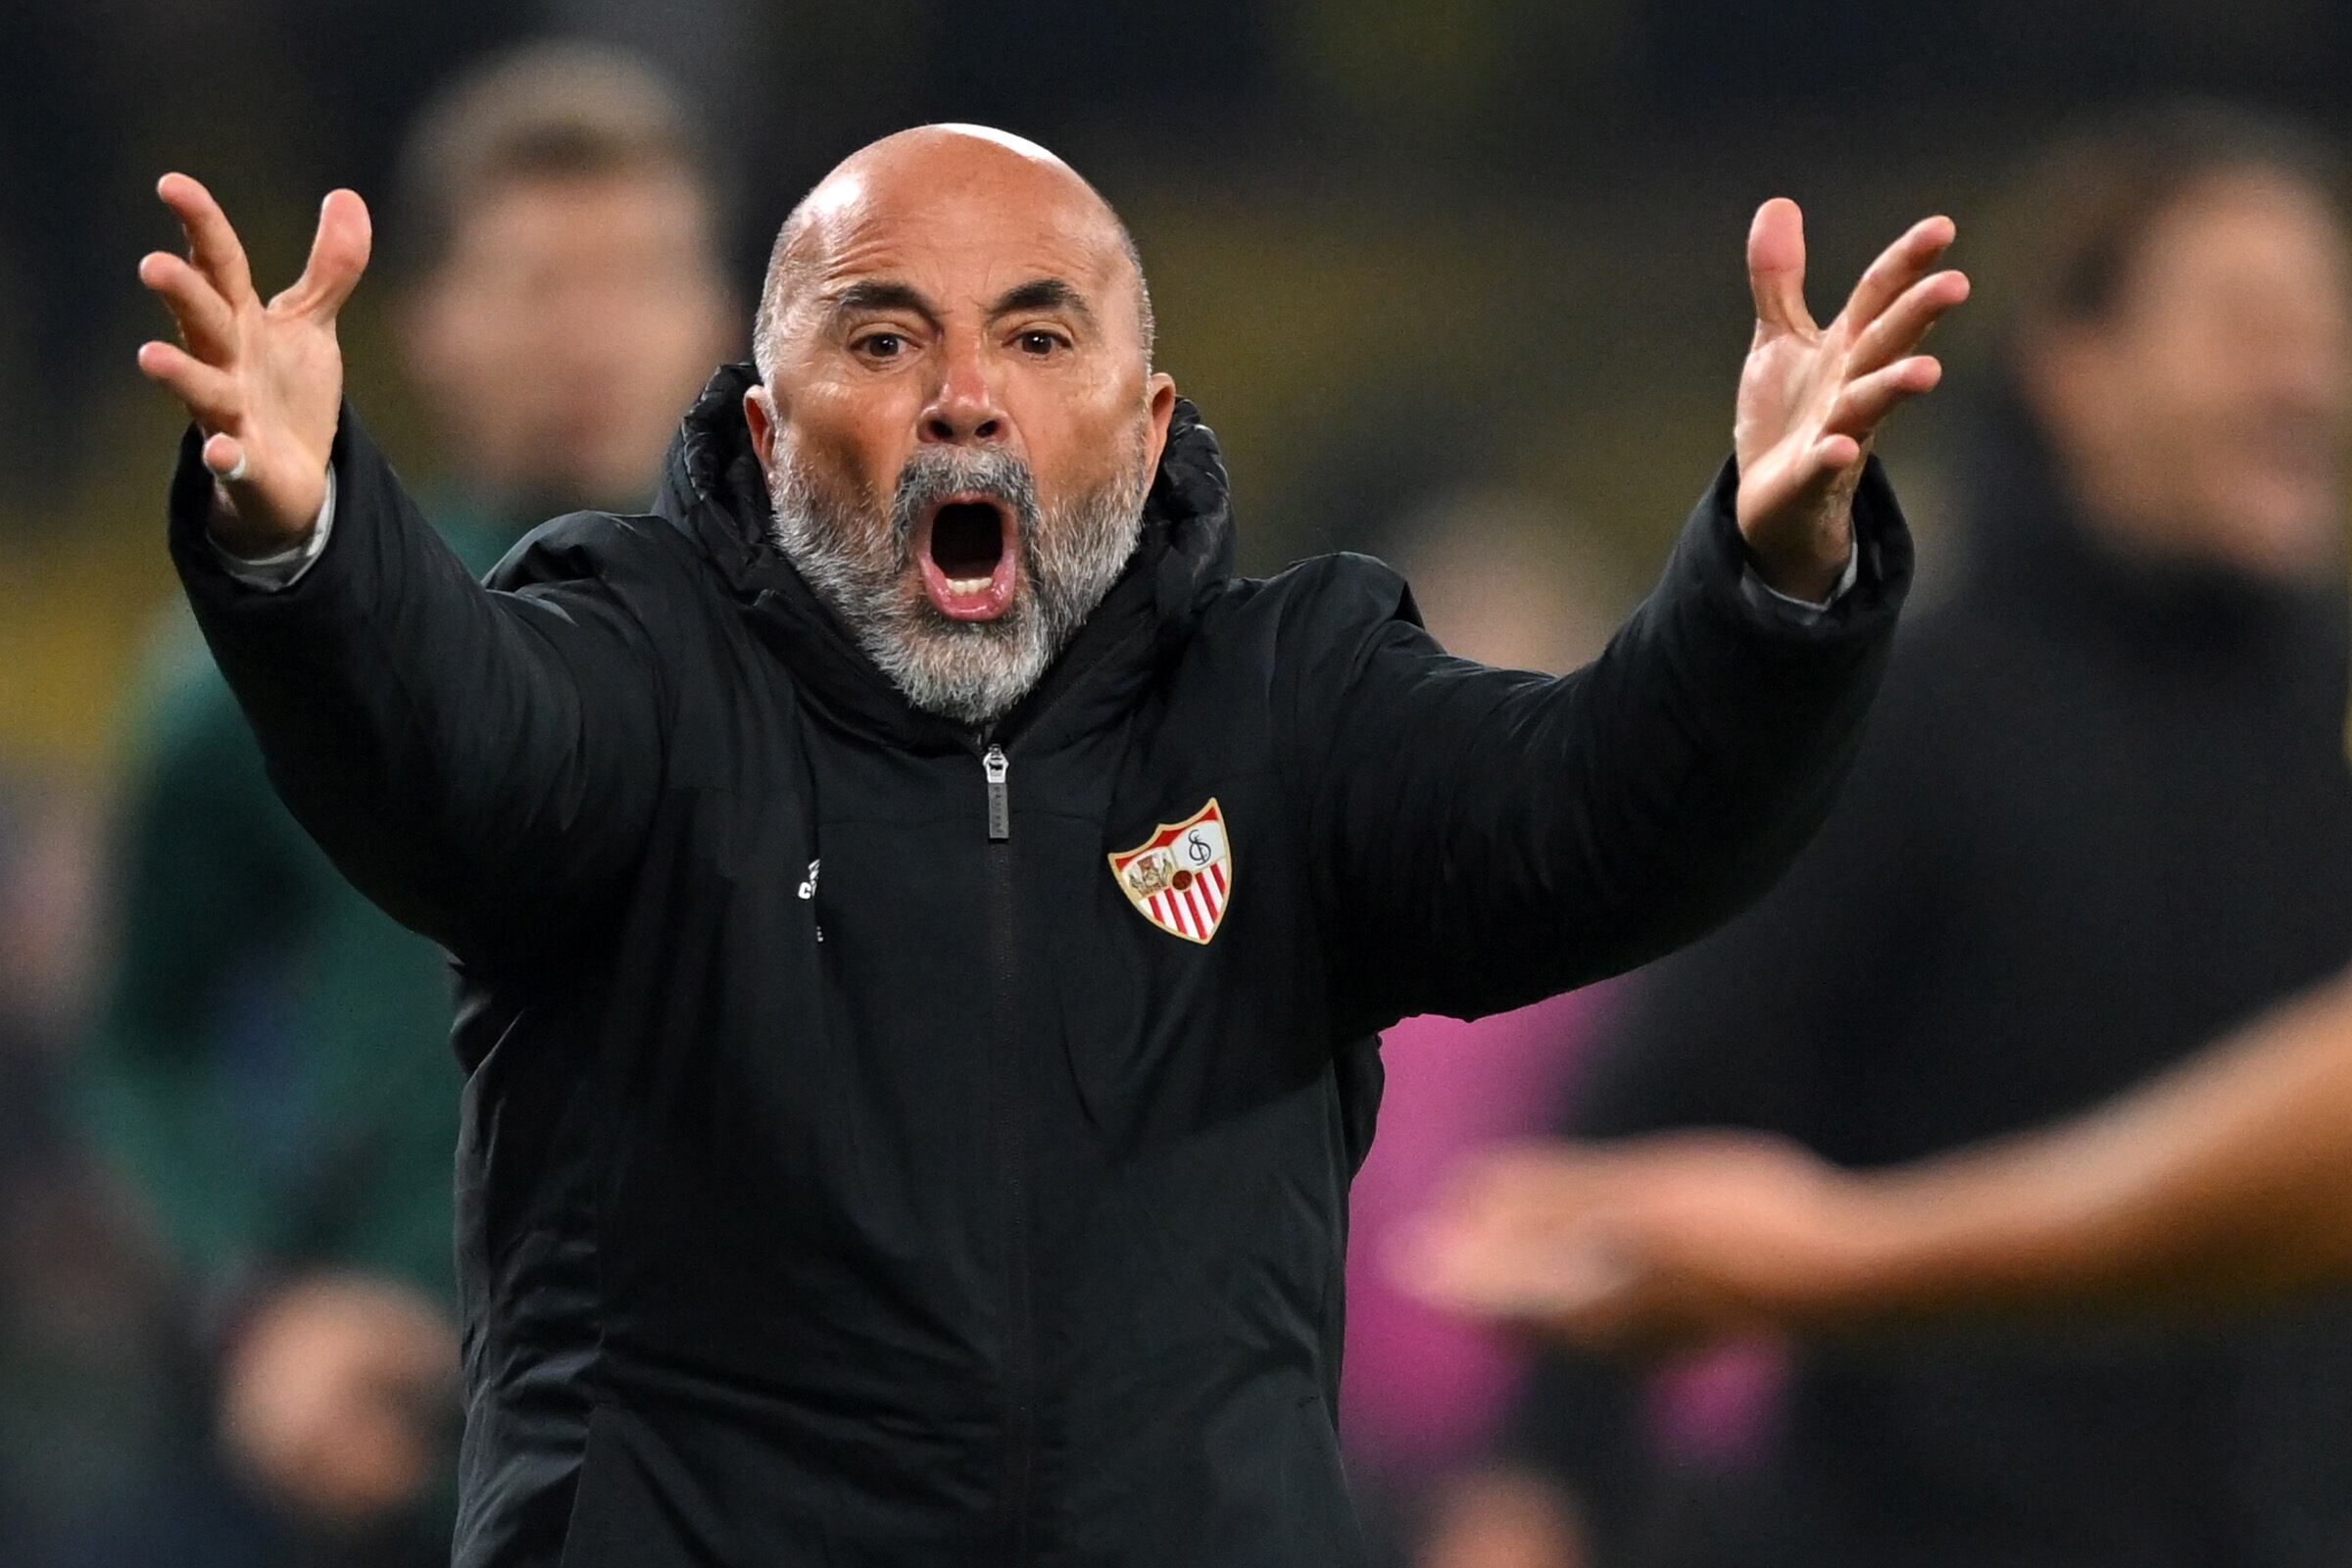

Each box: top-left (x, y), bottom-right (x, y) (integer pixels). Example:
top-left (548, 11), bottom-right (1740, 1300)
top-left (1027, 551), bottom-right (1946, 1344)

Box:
top-left (826, 279), bottom-right (942, 327)
top-left (988, 276), bottom-right (1098, 330)
top-left (823, 275), bottom-right (1100, 333)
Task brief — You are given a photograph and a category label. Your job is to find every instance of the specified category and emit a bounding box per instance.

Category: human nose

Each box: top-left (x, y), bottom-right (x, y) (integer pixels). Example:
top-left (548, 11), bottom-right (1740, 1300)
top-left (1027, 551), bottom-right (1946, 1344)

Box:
top-left (919, 333), bottom-right (1007, 446)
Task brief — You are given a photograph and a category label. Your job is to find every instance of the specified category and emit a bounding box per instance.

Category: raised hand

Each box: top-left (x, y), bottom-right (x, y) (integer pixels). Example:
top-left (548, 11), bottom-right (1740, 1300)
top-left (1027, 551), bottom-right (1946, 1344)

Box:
top-left (136, 174), bottom-right (371, 556)
top-left (1735, 200), bottom-right (1968, 601)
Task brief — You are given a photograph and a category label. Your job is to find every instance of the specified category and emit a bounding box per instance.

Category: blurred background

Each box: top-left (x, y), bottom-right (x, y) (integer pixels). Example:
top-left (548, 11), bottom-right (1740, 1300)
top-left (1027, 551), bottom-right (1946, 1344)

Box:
top-left (8, 3), bottom-right (2352, 1566)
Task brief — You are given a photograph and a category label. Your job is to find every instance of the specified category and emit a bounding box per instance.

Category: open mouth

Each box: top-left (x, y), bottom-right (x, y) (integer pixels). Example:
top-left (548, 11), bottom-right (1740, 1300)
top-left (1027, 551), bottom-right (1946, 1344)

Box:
top-left (916, 494), bottom-right (1018, 621)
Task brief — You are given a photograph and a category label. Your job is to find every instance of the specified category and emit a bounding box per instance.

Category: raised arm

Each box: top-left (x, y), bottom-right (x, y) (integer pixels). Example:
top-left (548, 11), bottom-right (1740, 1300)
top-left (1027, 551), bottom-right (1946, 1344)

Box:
top-left (1404, 964), bottom-right (2352, 1353)
top-left (1309, 204), bottom-right (1965, 1032)
top-left (136, 177), bottom-right (663, 953)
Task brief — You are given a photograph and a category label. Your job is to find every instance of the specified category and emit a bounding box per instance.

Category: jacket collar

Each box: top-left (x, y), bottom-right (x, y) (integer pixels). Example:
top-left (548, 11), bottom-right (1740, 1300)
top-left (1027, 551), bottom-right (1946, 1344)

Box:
top-left (653, 363), bottom-right (1237, 754)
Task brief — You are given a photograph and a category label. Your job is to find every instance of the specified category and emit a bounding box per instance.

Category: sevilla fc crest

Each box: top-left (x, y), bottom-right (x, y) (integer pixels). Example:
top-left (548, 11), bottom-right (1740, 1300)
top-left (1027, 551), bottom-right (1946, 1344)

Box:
top-left (1109, 799), bottom-right (1233, 945)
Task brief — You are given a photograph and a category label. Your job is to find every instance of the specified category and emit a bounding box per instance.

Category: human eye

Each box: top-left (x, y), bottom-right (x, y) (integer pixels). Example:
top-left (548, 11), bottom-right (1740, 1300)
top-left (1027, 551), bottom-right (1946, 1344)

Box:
top-left (851, 328), bottom-right (907, 363)
top-left (1014, 327), bottom-right (1071, 358)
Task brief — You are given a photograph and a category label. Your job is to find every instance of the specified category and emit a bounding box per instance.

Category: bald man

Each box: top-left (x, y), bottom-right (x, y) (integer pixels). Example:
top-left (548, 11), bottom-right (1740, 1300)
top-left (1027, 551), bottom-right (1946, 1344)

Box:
top-left (136, 126), bottom-right (1963, 1565)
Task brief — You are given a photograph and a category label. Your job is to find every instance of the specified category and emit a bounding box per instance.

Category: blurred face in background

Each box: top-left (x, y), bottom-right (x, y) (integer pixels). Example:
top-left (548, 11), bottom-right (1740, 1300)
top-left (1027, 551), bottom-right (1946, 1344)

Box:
top-left (404, 168), bottom-right (735, 513)
top-left (2028, 172), bottom-right (2352, 579)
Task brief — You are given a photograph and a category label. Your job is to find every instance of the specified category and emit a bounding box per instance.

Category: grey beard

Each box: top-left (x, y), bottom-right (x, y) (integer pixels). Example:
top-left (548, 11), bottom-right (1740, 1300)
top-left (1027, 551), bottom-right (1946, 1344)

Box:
top-left (766, 441), bottom-right (1149, 729)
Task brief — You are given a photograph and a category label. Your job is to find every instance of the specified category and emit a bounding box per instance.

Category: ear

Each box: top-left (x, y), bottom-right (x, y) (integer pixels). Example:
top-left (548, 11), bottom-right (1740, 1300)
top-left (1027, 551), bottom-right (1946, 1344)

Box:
top-left (1142, 370), bottom-right (1178, 476)
top-left (744, 382), bottom-right (779, 483)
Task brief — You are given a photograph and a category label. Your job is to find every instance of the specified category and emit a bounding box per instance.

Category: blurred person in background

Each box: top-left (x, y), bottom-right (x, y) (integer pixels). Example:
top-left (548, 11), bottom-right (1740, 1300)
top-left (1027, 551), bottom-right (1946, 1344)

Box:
top-left (1339, 496), bottom-right (1629, 1568)
top-left (77, 40), bottom-right (733, 1567)
top-left (1413, 101), bottom-right (2352, 1568)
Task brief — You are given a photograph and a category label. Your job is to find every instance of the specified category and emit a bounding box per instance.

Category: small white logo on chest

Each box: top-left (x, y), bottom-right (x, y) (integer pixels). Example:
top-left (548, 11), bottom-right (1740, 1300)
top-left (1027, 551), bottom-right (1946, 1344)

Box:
top-left (799, 858), bottom-right (823, 942)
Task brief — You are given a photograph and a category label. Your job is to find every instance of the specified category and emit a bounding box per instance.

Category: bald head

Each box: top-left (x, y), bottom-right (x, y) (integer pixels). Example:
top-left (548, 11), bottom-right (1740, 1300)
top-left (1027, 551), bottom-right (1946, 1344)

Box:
top-left (753, 123), bottom-right (1153, 382)
top-left (736, 122), bottom-right (1181, 725)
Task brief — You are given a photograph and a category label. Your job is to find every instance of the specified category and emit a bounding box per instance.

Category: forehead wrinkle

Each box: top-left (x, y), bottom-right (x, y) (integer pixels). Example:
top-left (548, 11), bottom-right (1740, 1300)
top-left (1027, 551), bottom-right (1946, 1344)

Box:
top-left (759, 127), bottom-right (1156, 380)
top-left (819, 212), bottom-right (1111, 318)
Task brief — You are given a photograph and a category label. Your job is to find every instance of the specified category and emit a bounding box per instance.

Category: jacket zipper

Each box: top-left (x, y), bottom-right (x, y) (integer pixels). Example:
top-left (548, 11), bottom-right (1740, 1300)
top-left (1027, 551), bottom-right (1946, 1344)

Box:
top-left (980, 740), bottom-right (1034, 1561)
top-left (984, 745), bottom-right (1011, 842)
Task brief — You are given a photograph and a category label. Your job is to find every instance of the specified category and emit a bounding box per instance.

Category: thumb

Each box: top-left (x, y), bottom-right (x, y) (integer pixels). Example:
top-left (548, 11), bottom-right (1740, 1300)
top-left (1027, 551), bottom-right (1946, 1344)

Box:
top-left (275, 189), bottom-right (372, 321)
top-left (1747, 197), bottom-right (1813, 334)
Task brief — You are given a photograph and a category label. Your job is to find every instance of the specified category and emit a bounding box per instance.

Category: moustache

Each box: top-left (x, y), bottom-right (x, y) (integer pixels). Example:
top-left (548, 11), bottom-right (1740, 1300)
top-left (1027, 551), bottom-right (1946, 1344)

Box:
top-left (887, 448), bottom-right (1041, 553)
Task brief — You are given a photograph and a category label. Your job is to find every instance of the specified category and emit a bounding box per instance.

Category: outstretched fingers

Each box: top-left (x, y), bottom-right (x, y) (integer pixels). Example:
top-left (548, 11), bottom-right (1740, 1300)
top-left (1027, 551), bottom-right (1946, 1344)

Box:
top-left (136, 340), bottom-right (240, 429)
top-left (1839, 215), bottom-right (1956, 337)
top-left (1808, 432), bottom-right (1866, 473)
top-left (1847, 268), bottom-right (1970, 378)
top-left (200, 431), bottom-right (249, 481)
top-left (1747, 197), bottom-right (1815, 334)
top-left (1396, 1151), bottom-right (1657, 1347)
top-left (269, 188), bottom-right (372, 322)
top-left (157, 173), bottom-right (255, 306)
top-left (138, 251), bottom-right (237, 364)
top-left (1824, 356), bottom-right (1943, 442)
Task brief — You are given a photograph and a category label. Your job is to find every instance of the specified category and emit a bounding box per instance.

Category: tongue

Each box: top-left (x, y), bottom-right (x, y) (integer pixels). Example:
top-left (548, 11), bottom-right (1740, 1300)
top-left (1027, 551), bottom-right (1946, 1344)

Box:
top-left (921, 533), bottom-right (1017, 621)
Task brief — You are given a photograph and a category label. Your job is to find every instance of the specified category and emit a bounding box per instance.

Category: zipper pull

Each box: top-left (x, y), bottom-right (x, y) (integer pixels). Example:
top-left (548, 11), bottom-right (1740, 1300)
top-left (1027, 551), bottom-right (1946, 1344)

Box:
top-left (983, 745), bottom-right (1011, 842)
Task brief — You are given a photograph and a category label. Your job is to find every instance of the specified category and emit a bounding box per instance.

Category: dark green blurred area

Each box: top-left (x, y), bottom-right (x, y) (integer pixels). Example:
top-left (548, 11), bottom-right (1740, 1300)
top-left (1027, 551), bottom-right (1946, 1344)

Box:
top-left (6, 0), bottom-right (2349, 774)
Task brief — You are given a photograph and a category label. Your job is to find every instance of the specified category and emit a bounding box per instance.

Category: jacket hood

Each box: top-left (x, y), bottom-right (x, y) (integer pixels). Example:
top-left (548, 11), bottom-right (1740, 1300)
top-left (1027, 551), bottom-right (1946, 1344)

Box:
top-left (651, 362), bottom-right (1238, 748)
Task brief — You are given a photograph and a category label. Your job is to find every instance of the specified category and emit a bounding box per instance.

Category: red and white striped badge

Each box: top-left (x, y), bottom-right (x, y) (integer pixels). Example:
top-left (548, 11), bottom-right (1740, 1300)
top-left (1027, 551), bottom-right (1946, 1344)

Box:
top-left (1108, 799), bottom-right (1233, 945)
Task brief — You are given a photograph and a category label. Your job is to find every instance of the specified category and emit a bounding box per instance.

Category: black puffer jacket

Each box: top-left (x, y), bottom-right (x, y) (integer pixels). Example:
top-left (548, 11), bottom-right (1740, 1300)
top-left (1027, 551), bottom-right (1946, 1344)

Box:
top-left (168, 364), bottom-right (1910, 1566)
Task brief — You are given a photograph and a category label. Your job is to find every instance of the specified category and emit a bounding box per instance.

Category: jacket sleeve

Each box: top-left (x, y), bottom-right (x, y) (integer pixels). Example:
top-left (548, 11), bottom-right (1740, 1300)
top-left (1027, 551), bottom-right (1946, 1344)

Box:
top-left (1303, 457), bottom-right (1912, 1036)
top-left (166, 406), bottom-right (666, 956)
top-left (1568, 630), bottom-right (1950, 1153)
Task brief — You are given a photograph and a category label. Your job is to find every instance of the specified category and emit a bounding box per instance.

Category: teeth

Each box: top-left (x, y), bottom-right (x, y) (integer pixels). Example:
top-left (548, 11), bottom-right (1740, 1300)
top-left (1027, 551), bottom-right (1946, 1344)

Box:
top-left (946, 575), bottom-right (993, 594)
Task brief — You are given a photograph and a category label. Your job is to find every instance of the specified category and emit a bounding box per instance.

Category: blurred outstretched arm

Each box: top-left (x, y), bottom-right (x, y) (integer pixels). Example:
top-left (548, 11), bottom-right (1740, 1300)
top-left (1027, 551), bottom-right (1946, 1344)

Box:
top-left (1404, 962), bottom-right (2352, 1353)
